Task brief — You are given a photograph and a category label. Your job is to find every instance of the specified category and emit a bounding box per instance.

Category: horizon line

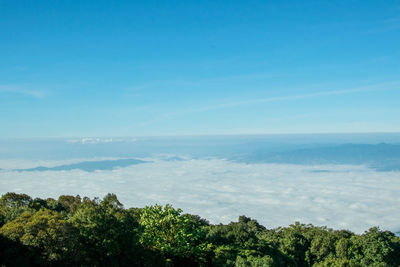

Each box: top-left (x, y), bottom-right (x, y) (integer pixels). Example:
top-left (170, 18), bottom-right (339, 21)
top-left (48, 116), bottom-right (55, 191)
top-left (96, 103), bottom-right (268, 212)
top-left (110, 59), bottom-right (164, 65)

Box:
top-left (1, 131), bottom-right (400, 140)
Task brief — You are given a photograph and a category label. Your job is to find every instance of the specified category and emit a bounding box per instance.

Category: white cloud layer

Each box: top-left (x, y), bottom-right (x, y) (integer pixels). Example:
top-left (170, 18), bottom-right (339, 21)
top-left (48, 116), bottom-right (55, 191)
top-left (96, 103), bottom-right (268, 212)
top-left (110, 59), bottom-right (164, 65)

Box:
top-left (1, 158), bottom-right (400, 234)
top-left (66, 137), bottom-right (137, 144)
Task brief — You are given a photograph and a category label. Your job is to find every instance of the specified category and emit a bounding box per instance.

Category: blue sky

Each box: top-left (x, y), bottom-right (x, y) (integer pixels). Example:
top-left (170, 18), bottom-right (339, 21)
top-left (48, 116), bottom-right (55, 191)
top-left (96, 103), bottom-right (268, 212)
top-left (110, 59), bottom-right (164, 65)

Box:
top-left (0, 0), bottom-right (399, 138)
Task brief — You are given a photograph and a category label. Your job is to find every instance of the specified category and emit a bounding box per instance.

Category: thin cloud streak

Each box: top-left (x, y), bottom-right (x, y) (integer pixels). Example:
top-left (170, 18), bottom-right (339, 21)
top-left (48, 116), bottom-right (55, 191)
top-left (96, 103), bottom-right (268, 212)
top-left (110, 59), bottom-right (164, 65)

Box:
top-left (137, 81), bottom-right (400, 126)
top-left (0, 85), bottom-right (46, 99)
top-left (126, 72), bottom-right (284, 93)
top-left (191, 81), bottom-right (400, 112)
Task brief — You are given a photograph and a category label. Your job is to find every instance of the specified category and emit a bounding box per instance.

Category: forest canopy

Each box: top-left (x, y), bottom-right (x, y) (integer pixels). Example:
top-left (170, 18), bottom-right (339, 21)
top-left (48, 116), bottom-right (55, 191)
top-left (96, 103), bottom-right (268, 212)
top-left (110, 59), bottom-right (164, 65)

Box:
top-left (0, 192), bottom-right (399, 266)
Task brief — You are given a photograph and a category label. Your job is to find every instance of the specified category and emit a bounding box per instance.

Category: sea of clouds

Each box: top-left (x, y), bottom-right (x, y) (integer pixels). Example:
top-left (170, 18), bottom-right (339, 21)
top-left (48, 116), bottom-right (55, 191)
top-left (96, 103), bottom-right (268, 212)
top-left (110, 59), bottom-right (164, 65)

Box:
top-left (1, 157), bottom-right (400, 234)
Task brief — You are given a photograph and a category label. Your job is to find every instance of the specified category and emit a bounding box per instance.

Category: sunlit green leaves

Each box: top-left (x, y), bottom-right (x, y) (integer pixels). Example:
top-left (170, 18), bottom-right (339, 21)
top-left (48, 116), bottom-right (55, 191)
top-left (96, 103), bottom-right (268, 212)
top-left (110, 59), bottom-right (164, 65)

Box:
top-left (139, 204), bottom-right (211, 265)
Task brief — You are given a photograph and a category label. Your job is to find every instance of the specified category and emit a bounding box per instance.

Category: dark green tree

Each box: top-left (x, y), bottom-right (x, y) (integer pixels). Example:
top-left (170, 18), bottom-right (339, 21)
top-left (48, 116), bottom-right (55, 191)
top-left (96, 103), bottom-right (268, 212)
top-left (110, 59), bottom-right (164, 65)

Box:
top-left (69, 194), bottom-right (144, 266)
top-left (0, 192), bottom-right (33, 224)
top-left (0, 209), bottom-right (78, 265)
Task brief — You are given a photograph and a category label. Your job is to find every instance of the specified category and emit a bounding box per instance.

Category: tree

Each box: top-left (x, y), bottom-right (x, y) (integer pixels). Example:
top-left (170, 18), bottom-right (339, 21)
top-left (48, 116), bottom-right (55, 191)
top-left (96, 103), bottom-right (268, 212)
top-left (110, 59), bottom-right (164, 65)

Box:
top-left (352, 227), bottom-right (400, 266)
top-left (69, 194), bottom-right (143, 266)
top-left (0, 209), bottom-right (78, 265)
top-left (0, 192), bottom-right (32, 209)
top-left (235, 255), bottom-right (274, 267)
top-left (0, 192), bottom-right (33, 224)
top-left (139, 204), bottom-right (211, 266)
top-left (57, 195), bottom-right (81, 214)
top-left (1, 192), bottom-right (400, 266)
top-left (207, 216), bottom-right (288, 266)
top-left (0, 234), bottom-right (34, 266)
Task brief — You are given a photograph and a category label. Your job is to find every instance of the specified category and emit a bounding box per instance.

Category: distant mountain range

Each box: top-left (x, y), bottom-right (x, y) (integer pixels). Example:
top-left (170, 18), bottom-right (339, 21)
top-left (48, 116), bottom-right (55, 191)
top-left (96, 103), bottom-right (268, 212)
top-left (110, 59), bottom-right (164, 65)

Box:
top-left (237, 143), bottom-right (400, 171)
top-left (15, 158), bottom-right (148, 172)
top-left (3, 141), bottom-right (400, 172)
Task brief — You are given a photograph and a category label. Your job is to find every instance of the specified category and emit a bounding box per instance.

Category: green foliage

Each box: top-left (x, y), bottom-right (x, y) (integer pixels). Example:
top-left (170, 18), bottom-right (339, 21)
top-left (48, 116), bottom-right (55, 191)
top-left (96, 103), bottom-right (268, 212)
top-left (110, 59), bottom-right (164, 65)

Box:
top-left (0, 192), bottom-right (33, 224)
top-left (29, 197), bottom-right (50, 211)
top-left (1, 192), bottom-right (400, 267)
top-left (206, 216), bottom-right (277, 266)
top-left (0, 192), bottom-right (32, 209)
top-left (69, 193), bottom-right (144, 266)
top-left (0, 209), bottom-right (78, 264)
top-left (313, 257), bottom-right (360, 267)
top-left (57, 194), bottom-right (81, 214)
top-left (350, 227), bottom-right (400, 266)
top-left (235, 255), bottom-right (274, 267)
top-left (139, 204), bottom-right (211, 265)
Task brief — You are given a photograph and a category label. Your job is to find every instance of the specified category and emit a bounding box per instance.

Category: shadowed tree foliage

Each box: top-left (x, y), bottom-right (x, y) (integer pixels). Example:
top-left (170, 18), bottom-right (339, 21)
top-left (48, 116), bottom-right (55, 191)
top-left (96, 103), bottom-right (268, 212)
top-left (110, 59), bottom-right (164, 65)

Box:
top-left (0, 209), bottom-right (78, 265)
top-left (57, 195), bottom-right (82, 214)
top-left (0, 234), bottom-right (35, 266)
top-left (68, 193), bottom-right (147, 266)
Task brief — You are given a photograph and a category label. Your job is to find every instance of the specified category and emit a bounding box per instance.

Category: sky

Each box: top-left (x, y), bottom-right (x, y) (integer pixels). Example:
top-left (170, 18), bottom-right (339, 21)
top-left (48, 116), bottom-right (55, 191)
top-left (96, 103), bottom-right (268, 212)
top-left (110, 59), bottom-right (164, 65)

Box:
top-left (1, 0), bottom-right (399, 138)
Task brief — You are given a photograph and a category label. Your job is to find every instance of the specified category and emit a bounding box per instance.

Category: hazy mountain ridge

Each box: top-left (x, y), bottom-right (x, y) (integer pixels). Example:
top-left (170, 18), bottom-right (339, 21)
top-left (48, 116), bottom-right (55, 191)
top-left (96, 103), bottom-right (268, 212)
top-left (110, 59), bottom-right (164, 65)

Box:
top-left (238, 143), bottom-right (400, 171)
top-left (14, 158), bottom-right (148, 172)
top-left (3, 141), bottom-right (400, 172)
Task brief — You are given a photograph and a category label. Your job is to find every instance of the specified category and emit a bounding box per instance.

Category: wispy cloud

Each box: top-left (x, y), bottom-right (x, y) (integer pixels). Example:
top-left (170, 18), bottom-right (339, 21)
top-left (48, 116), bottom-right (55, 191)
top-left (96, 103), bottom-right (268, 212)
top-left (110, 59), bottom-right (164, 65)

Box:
top-left (307, 16), bottom-right (400, 34)
top-left (126, 72), bottom-right (284, 93)
top-left (66, 137), bottom-right (137, 144)
top-left (138, 81), bottom-right (400, 126)
top-left (12, 66), bottom-right (28, 72)
top-left (0, 85), bottom-right (46, 99)
top-left (364, 16), bottom-right (400, 34)
top-left (191, 81), bottom-right (400, 112)
top-left (380, 16), bottom-right (400, 31)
